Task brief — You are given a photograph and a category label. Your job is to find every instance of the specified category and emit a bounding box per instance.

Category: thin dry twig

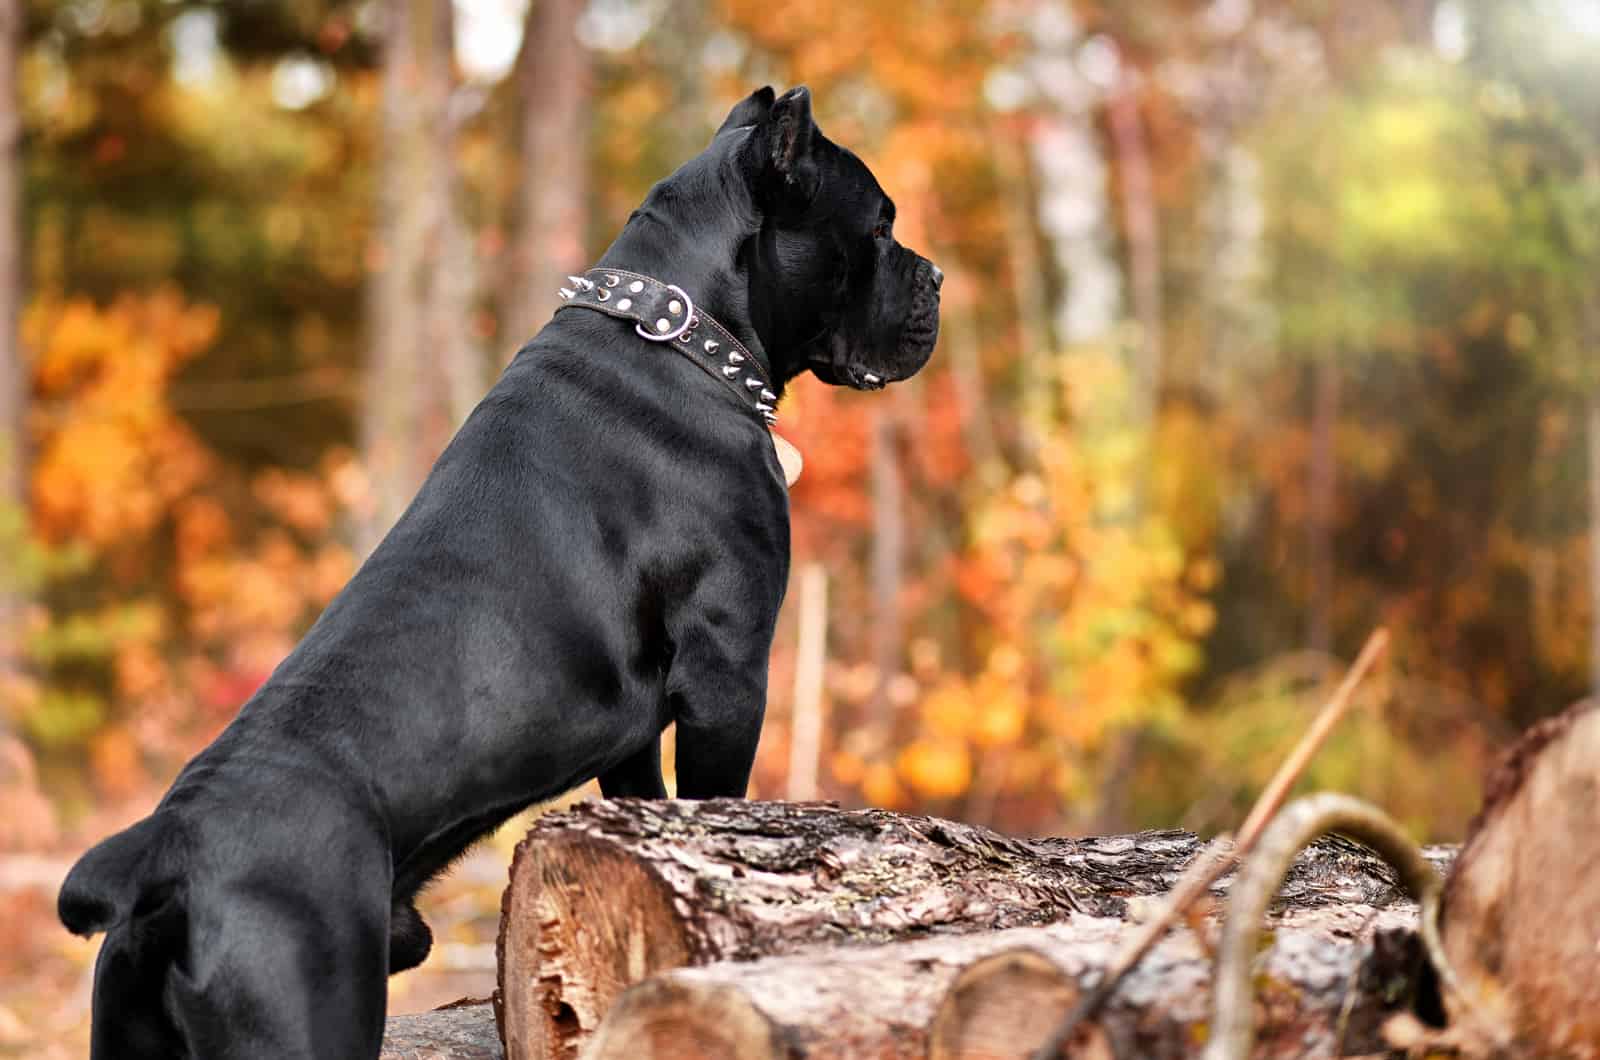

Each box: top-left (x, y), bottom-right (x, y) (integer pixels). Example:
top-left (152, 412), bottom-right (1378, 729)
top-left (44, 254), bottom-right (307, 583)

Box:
top-left (1030, 628), bottom-right (1391, 1060)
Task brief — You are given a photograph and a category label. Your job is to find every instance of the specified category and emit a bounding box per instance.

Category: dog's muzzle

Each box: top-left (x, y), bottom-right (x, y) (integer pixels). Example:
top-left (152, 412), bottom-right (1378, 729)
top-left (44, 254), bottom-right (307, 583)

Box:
top-left (811, 259), bottom-right (942, 391)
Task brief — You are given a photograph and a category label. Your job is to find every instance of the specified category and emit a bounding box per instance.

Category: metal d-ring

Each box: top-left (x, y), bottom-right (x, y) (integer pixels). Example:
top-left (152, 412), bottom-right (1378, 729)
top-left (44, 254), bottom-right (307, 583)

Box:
top-left (635, 285), bottom-right (694, 343)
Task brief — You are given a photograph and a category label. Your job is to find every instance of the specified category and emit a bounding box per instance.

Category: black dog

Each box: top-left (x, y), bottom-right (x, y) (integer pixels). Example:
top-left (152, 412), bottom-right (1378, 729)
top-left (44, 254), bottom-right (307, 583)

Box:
top-left (58, 85), bottom-right (940, 1059)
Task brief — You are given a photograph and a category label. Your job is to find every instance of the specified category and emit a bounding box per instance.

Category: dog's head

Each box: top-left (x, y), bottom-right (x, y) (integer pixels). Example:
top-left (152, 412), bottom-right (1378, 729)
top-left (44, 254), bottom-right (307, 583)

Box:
top-left (720, 86), bottom-right (941, 390)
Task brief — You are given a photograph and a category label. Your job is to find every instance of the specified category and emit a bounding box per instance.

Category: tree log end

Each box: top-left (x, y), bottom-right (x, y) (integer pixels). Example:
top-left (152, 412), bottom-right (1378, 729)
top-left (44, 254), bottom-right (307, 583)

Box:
top-left (1440, 700), bottom-right (1600, 1057)
top-left (930, 948), bottom-right (1112, 1060)
top-left (497, 833), bottom-right (691, 1060)
top-left (581, 977), bottom-right (782, 1060)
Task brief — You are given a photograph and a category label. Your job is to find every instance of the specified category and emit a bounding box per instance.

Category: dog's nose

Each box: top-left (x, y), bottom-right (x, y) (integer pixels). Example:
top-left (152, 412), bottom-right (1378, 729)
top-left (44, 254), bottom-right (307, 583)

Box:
top-left (929, 263), bottom-right (944, 289)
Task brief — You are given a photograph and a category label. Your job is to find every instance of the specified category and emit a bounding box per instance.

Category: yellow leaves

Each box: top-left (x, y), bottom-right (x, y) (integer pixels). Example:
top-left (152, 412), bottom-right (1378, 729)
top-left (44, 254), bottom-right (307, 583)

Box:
top-left (897, 740), bottom-right (972, 801)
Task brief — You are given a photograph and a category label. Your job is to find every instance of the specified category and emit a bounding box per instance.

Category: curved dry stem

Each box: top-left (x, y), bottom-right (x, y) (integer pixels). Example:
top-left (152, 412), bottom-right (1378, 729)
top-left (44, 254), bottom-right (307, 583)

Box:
top-left (1201, 792), bottom-right (1455, 1060)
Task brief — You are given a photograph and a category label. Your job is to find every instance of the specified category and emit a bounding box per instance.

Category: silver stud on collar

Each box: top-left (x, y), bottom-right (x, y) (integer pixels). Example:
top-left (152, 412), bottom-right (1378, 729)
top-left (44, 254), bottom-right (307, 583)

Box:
top-left (597, 288), bottom-right (610, 301)
top-left (745, 377), bottom-right (763, 390)
top-left (629, 280), bottom-right (645, 293)
top-left (604, 273), bottom-right (620, 287)
top-left (727, 351), bottom-right (744, 364)
top-left (704, 339), bottom-right (720, 355)
top-left (668, 299), bottom-right (682, 314)
top-left (617, 297), bottom-right (632, 311)
top-left (656, 318), bottom-right (671, 333)
top-left (722, 365), bottom-right (741, 378)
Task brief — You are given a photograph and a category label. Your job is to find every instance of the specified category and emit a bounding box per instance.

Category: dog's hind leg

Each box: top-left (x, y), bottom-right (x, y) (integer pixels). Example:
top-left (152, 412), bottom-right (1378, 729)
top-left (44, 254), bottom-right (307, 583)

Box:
top-left (88, 926), bottom-right (187, 1060)
top-left (388, 899), bottom-right (433, 974)
top-left (598, 736), bottom-right (668, 798)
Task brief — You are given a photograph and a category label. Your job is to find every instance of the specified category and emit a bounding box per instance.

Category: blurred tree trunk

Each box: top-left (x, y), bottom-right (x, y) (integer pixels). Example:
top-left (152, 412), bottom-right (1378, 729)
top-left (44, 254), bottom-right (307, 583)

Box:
top-left (868, 411), bottom-right (904, 731)
top-left (1589, 378), bottom-right (1600, 702)
top-left (499, 0), bottom-right (589, 350)
top-left (0, 0), bottom-right (23, 725)
top-left (1108, 75), bottom-right (1164, 447)
top-left (1307, 358), bottom-right (1339, 658)
top-left (1024, 1), bottom-right (1120, 414)
top-left (361, 0), bottom-right (472, 555)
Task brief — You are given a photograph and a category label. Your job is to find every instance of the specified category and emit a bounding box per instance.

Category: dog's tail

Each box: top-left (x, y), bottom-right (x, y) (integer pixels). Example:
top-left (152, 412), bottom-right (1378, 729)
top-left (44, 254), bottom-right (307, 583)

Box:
top-left (58, 814), bottom-right (180, 937)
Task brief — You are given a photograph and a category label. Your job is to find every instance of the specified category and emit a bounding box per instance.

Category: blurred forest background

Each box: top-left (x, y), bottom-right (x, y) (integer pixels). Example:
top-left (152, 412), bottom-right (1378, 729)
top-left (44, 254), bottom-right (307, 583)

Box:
top-left (2, 0), bottom-right (1600, 1049)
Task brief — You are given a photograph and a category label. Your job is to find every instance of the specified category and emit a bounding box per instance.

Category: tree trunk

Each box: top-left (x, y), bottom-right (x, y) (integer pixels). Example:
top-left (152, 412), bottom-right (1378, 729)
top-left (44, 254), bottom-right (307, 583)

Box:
top-left (360, 0), bottom-right (466, 555)
top-left (585, 902), bottom-right (1427, 1060)
top-left (867, 411), bottom-right (904, 730)
top-left (786, 563), bottom-right (829, 801)
top-left (499, 0), bottom-right (589, 351)
top-left (493, 798), bottom-right (1450, 1060)
top-left (0, 0), bottom-right (23, 752)
top-left (1107, 74), bottom-right (1164, 444)
top-left (1588, 391), bottom-right (1600, 701)
top-left (1307, 357), bottom-right (1340, 658)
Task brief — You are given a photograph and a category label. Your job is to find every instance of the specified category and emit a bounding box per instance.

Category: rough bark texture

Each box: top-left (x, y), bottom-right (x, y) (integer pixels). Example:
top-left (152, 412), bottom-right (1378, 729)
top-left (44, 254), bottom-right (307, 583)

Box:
top-left (382, 1000), bottom-right (501, 1060)
top-left (586, 904), bottom-right (1431, 1060)
top-left (495, 798), bottom-right (1452, 1060)
top-left (1436, 699), bottom-right (1600, 1058)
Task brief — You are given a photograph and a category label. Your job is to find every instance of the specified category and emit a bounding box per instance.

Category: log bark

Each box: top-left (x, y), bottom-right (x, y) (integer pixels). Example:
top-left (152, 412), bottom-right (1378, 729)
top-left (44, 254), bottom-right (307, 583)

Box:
top-left (584, 903), bottom-right (1430, 1060)
top-left (494, 798), bottom-right (1451, 1060)
top-left (382, 1000), bottom-right (501, 1060)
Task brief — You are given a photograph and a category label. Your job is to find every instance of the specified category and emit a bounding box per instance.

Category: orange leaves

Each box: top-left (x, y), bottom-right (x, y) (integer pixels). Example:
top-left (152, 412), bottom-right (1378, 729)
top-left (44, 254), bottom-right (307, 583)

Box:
top-left (27, 290), bottom-right (219, 547)
top-left (18, 288), bottom-right (358, 783)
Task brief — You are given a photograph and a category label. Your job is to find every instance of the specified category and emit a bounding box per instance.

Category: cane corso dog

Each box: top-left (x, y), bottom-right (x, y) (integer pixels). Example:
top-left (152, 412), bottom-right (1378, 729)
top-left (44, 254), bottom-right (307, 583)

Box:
top-left (58, 85), bottom-right (940, 1058)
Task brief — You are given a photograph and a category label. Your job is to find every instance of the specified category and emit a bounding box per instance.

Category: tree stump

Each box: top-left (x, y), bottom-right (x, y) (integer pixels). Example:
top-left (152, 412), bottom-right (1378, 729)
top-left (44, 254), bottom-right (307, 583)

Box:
top-left (494, 798), bottom-right (1448, 1060)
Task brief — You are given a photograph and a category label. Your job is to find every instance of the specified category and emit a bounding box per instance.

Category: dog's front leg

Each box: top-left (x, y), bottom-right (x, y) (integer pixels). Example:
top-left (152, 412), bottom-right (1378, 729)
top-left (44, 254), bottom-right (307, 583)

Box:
top-left (599, 736), bottom-right (669, 798)
top-left (665, 619), bottom-right (773, 799)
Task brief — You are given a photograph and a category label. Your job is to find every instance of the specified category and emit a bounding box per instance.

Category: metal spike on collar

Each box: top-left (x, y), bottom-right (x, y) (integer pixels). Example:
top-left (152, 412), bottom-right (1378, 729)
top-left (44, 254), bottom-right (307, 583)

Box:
top-left (760, 389), bottom-right (776, 402)
top-left (763, 410), bottom-right (778, 425)
top-left (744, 377), bottom-right (763, 390)
top-left (568, 275), bottom-right (595, 291)
top-left (558, 287), bottom-right (575, 300)
top-left (756, 402), bottom-right (774, 414)
top-left (864, 372), bottom-right (882, 385)
top-left (704, 340), bottom-right (720, 355)
top-left (722, 364), bottom-right (741, 378)
top-left (726, 349), bottom-right (742, 363)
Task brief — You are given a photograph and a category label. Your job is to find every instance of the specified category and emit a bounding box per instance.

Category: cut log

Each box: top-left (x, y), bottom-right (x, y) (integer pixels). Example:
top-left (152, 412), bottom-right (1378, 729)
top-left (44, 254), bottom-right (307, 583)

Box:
top-left (382, 1000), bottom-right (501, 1060)
top-left (583, 903), bottom-right (1429, 1060)
top-left (495, 798), bottom-right (1450, 1060)
top-left (1429, 699), bottom-right (1600, 1058)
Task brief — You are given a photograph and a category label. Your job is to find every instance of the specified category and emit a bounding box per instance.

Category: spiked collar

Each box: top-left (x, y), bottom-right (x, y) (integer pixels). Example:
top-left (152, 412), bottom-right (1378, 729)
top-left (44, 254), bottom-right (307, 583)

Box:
top-left (557, 268), bottom-right (779, 428)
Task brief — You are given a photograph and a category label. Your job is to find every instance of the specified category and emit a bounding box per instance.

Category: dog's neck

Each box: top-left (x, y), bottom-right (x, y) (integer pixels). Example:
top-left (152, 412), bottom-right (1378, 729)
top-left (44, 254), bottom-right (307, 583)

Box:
top-left (595, 228), bottom-right (773, 384)
top-left (593, 157), bottom-right (783, 390)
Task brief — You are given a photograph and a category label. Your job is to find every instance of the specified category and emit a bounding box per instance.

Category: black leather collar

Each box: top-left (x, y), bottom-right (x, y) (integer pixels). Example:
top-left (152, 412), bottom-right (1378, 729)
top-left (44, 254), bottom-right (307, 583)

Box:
top-left (556, 268), bottom-right (779, 427)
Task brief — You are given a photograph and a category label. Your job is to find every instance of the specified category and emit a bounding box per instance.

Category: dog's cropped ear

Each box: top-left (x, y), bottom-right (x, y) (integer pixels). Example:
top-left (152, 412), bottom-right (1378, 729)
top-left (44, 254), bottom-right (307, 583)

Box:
top-left (766, 86), bottom-right (817, 190)
top-left (718, 86), bottom-right (776, 135)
